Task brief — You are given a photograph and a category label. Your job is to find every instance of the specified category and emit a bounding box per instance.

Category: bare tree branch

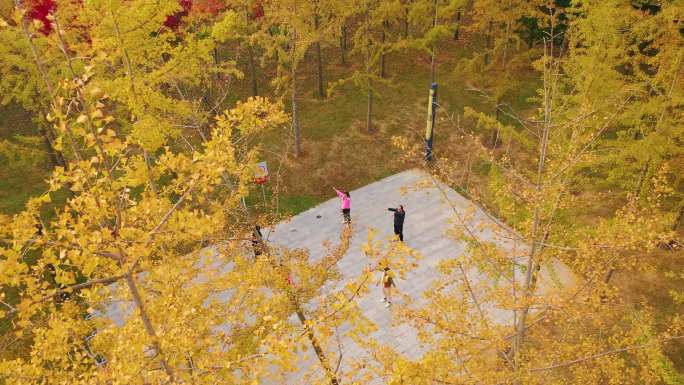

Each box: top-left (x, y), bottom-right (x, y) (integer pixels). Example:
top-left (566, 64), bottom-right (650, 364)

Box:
top-left (5, 274), bottom-right (126, 316)
top-left (529, 335), bottom-right (684, 372)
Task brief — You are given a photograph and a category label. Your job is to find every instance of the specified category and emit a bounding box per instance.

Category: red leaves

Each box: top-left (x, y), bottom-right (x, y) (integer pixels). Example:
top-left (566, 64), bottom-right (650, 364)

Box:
top-left (164, 0), bottom-right (192, 29)
top-left (251, 1), bottom-right (264, 20)
top-left (27, 0), bottom-right (56, 35)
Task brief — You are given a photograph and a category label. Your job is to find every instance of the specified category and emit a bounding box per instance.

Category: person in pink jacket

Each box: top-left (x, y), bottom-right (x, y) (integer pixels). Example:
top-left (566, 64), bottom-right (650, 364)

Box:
top-left (333, 187), bottom-right (351, 224)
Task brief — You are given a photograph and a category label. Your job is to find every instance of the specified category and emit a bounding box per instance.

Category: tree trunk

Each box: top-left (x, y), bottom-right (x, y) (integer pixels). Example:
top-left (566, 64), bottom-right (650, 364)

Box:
top-left (254, 234), bottom-right (340, 385)
top-left (340, 25), bottom-right (347, 65)
top-left (110, 10), bottom-right (161, 194)
top-left (528, 32), bottom-right (534, 49)
top-left (315, 41), bottom-right (325, 98)
top-left (673, 204), bottom-right (684, 231)
top-left (294, 305), bottom-right (340, 385)
top-left (604, 268), bottom-right (615, 284)
top-left (502, 21), bottom-right (511, 70)
top-left (403, 4), bottom-right (410, 39)
top-left (291, 32), bottom-right (302, 157)
top-left (512, 37), bottom-right (555, 375)
top-left (314, 15), bottom-right (326, 98)
top-left (634, 160), bottom-right (650, 198)
top-left (366, 81), bottom-right (373, 132)
top-left (52, 14), bottom-right (88, 163)
top-left (380, 23), bottom-right (387, 78)
top-left (484, 21), bottom-right (493, 66)
top-left (143, 150), bottom-right (158, 194)
top-left (292, 77), bottom-right (301, 156)
top-left (40, 125), bottom-right (66, 168)
top-left (365, 2), bottom-right (373, 132)
top-left (602, 158), bottom-right (653, 285)
top-left (429, 0), bottom-right (438, 83)
top-left (15, 0), bottom-right (68, 169)
top-left (124, 272), bottom-right (174, 379)
top-left (492, 101), bottom-right (501, 147)
top-left (247, 44), bottom-right (258, 97)
top-left (454, 10), bottom-right (461, 40)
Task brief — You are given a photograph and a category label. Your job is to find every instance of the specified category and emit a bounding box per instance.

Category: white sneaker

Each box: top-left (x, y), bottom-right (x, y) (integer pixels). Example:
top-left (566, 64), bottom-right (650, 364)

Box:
top-left (384, 302), bottom-right (391, 308)
top-left (380, 298), bottom-right (387, 303)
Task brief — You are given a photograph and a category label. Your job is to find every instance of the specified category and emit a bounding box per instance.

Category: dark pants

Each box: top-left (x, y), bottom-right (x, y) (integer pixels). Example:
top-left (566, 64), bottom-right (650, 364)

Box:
top-left (342, 208), bottom-right (351, 223)
top-left (394, 226), bottom-right (403, 241)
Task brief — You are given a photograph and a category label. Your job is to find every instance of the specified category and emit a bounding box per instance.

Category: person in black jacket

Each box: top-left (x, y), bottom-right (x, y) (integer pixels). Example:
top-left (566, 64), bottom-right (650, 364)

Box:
top-left (252, 225), bottom-right (264, 258)
top-left (388, 205), bottom-right (405, 242)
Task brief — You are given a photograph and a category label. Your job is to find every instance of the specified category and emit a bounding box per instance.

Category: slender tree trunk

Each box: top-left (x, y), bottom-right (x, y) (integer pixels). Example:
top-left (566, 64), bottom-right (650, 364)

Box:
top-left (110, 10), bottom-right (161, 195)
top-left (604, 158), bottom-right (651, 284)
top-left (365, 1), bottom-right (373, 132)
top-left (502, 21), bottom-right (511, 70)
top-left (403, 3), bottom-right (410, 39)
top-left (366, 26), bottom-right (373, 132)
top-left (254, 235), bottom-right (340, 385)
top-left (634, 160), bottom-right (650, 198)
top-left (213, 46), bottom-right (219, 72)
top-left (492, 100), bottom-right (502, 147)
top-left (294, 304), bottom-right (340, 385)
top-left (15, 0), bottom-right (68, 168)
top-left (247, 43), bottom-right (258, 97)
top-left (340, 25), bottom-right (347, 65)
top-left (292, 79), bottom-right (301, 156)
top-left (673, 204), bottom-right (684, 231)
top-left (604, 269), bottom-right (615, 284)
top-left (528, 31), bottom-right (534, 49)
top-left (291, 31), bottom-right (302, 156)
top-left (314, 15), bottom-right (326, 98)
top-left (40, 125), bottom-right (66, 168)
top-left (143, 150), bottom-right (158, 194)
top-left (51, 15), bottom-right (87, 163)
top-left (484, 21), bottom-right (493, 66)
top-left (315, 41), bottom-right (325, 98)
top-left (380, 22), bottom-right (387, 79)
top-left (41, 122), bottom-right (65, 168)
top-left (454, 10), bottom-right (461, 40)
top-left (512, 37), bottom-right (555, 374)
top-left (366, 80), bottom-right (373, 132)
top-left (430, 0), bottom-right (438, 83)
top-left (124, 272), bottom-right (174, 379)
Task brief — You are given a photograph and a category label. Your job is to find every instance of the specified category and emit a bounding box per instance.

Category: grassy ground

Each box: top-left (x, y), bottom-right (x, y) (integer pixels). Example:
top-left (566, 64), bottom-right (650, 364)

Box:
top-left (0, 104), bottom-right (52, 214)
top-left (615, 246), bottom-right (684, 368)
top-left (0, 35), bottom-right (534, 216)
top-left (226, 39), bottom-right (526, 216)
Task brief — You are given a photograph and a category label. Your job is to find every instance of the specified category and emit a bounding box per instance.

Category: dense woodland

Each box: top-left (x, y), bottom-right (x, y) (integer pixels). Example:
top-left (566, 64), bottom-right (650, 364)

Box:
top-left (1, 0), bottom-right (684, 384)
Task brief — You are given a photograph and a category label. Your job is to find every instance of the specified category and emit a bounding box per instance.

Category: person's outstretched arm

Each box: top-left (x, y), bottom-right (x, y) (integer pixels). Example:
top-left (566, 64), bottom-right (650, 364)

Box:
top-left (388, 208), bottom-right (397, 212)
top-left (334, 188), bottom-right (344, 198)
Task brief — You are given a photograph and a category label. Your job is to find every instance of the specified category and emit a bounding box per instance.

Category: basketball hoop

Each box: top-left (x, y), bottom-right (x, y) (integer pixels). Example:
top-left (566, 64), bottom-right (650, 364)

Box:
top-left (254, 161), bottom-right (269, 184)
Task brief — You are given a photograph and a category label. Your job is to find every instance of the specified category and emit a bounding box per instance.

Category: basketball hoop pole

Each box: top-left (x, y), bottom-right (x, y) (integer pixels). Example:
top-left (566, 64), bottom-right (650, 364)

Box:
top-left (425, 83), bottom-right (437, 161)
top-left (261, 183), bottom-right (267, 210)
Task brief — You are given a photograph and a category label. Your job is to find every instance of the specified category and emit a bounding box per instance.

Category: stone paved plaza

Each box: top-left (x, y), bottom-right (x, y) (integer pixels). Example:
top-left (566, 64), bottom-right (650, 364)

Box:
top-left (100, 168), bottom-right (573, 383)
top-left (264, 169), bottom-right (574, 384)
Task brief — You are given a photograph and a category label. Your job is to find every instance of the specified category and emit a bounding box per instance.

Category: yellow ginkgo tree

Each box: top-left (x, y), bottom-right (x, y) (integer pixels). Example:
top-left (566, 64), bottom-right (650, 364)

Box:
top-left (0, 61), bottom-right (299, 383)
